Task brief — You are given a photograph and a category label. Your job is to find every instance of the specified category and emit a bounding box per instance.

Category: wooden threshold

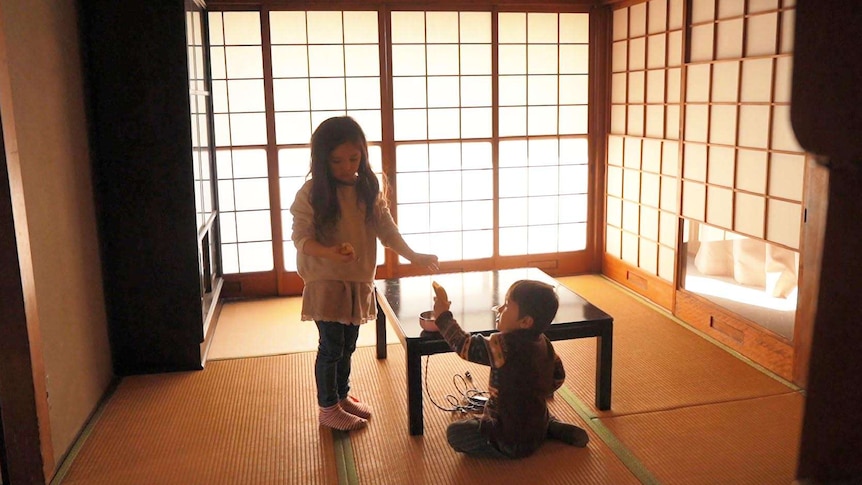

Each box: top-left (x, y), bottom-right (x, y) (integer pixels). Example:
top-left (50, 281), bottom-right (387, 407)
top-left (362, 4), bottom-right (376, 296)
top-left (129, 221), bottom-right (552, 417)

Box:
top-left (602, 254), bottom-right (674, 311)
top-left (674, 289), bottom-right (794, 382)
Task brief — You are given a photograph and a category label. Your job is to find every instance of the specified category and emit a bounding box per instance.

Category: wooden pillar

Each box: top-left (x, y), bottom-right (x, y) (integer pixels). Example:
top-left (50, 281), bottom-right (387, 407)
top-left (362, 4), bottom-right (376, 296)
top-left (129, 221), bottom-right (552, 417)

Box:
top-left (796, 160), bottom-right (862, 482)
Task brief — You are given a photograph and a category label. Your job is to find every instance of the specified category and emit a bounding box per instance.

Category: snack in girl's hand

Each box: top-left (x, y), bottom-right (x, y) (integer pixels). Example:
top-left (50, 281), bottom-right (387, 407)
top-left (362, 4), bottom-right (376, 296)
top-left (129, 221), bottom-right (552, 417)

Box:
top-left (432, 280), bottom-right (451, 317)
top-left (338, 242), bottom-right (355, 256)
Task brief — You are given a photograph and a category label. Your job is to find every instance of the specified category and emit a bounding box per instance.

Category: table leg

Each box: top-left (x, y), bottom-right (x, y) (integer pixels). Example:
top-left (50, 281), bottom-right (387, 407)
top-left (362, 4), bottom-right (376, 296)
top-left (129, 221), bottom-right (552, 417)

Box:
top-left (595, 323), bottom-right (613, 410)
top-left (376, 297), bottom-right (387, 359)
top-left (407, 348), bottom-right (424, 435)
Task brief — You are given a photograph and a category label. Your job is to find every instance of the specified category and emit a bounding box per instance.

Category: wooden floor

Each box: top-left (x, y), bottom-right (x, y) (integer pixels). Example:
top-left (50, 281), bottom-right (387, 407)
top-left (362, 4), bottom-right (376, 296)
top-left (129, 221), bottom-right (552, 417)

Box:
top-left (55, 275), bottom-right (804, 485)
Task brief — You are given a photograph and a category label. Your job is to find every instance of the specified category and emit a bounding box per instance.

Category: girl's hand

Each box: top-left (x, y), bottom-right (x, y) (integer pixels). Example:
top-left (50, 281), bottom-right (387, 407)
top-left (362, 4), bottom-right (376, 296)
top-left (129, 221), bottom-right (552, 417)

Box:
top-left (332, 242), bottom-right (357, 262)
top-left (411, 253), bottom-right (439, 272)
top-left (432, 281), bottom-right (450, 318)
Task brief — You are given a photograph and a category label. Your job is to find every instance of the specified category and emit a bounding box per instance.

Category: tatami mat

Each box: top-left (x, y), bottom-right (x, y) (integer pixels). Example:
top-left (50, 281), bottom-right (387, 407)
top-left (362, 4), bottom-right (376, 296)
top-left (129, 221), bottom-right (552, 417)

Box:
top-left (600, 392), bottom-right (804, 485)
top-left (60, 353), bottom-right (338, 485)
top-left (555, 275), bottom-right (794, 416)
top-left (208, 297), bottom-right (399, 360)
top-left (58, 274), bottom-right (804, 485)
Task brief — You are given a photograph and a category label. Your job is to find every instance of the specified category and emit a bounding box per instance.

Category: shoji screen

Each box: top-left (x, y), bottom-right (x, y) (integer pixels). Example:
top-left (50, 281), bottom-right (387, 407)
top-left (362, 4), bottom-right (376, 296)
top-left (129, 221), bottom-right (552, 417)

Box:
top-left (681, 0), bottom-right (802, 250)
top-left (607, 0), bottom-right (684, 284)
top-left (209, 12), bottom-right (274, 274)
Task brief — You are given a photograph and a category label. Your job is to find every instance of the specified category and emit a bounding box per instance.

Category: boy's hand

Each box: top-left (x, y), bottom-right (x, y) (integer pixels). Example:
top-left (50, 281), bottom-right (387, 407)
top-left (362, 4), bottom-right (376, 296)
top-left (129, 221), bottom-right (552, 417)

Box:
top-left (432, 281), bottom-right (450, 317)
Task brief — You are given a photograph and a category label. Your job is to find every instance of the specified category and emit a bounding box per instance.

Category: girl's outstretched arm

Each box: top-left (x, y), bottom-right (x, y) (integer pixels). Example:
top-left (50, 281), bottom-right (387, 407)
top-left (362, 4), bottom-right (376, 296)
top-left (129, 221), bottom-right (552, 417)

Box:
top-left (374, 195), bottom-right (439, 271)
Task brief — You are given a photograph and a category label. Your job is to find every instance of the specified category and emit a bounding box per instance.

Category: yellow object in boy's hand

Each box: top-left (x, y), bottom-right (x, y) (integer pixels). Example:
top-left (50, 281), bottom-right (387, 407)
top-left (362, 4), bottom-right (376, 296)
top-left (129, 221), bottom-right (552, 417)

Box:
top-left (432, 280), bottom-right (450, 317)
top-left (431, 280), bottom-right (447, 302)
top-left (338, 242), bottom-right (355, 255)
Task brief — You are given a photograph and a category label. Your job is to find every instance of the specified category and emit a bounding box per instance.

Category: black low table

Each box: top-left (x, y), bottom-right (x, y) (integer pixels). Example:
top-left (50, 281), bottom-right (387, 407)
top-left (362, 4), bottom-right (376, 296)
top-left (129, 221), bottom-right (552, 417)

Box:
top-left (374, 268), bottom-right (614, 436)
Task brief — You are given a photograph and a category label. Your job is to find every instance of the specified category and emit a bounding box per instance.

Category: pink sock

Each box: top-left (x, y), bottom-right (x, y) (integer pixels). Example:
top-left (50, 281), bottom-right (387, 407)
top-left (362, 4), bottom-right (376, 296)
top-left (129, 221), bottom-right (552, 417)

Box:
top-left (319, 403), bottom-right (367, 431)
top-left (340, 396), bottom-right (372, 419)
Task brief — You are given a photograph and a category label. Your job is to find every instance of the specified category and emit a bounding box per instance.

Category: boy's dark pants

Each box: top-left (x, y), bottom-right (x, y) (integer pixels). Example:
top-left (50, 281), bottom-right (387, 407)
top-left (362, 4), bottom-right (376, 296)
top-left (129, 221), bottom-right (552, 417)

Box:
top-left (447, 416), bottom-right (589, 458)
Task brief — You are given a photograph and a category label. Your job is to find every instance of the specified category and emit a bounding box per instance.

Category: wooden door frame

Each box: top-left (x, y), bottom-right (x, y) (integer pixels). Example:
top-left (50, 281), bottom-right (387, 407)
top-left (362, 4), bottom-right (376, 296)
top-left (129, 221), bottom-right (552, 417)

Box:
top-left (0, 66), bottom-right (54, 484)
top-left (0, 5), bottom-right (54, 479)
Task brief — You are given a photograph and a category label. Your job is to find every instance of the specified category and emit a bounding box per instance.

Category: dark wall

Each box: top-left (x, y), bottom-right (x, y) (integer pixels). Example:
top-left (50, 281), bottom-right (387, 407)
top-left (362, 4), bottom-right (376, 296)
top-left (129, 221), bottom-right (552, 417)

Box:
top-left (79, 1), bottom-right (204, 375)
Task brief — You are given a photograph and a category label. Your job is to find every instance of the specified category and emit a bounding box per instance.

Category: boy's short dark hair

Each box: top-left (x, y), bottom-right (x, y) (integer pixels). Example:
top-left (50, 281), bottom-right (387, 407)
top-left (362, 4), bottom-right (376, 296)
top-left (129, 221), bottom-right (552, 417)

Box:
top-left (508, 280), bottom-right (559, 334)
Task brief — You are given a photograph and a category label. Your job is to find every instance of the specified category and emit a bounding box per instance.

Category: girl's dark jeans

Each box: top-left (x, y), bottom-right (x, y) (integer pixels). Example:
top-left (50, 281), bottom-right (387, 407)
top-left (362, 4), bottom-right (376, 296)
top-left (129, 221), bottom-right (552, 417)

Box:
top-left (314, 320), bottom-right (360, 407)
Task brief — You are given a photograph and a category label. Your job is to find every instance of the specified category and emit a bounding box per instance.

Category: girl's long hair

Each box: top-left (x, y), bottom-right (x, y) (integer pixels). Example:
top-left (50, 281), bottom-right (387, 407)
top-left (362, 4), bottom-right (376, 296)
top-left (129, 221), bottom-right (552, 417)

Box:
top-left (308, 116), bottom-right (380, 242)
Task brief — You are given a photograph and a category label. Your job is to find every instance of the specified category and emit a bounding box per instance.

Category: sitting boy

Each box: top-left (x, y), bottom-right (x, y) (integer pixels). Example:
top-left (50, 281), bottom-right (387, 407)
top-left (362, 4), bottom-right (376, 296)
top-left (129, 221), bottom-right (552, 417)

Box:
top-left (432, 279), bottom-right (589, 459)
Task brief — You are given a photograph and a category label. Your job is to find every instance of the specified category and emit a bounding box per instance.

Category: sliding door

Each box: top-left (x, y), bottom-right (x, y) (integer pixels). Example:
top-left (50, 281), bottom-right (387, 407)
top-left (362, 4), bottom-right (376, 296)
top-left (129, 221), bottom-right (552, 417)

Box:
top-left (207, 5), bottom-right (597, 298)
top-left (606, 0), bottom-right (808, 382)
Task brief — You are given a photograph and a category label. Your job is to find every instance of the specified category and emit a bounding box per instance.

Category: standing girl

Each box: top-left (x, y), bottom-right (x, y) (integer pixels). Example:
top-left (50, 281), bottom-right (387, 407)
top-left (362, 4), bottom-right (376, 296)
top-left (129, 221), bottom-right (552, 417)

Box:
top-left (290, 116), bottom-right (439, 431)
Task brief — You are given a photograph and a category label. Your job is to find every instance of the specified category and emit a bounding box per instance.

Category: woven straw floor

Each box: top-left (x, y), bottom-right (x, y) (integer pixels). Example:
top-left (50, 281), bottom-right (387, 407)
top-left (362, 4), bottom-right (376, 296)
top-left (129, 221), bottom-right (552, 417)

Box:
top-left (56, 275), bottom-right (803, 484)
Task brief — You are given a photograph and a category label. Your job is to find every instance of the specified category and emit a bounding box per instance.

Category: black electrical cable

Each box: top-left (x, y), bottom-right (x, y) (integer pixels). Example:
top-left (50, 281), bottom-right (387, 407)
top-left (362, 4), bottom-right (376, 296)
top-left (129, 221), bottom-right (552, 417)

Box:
top-left (423, 355), bottom-right (490, 414)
